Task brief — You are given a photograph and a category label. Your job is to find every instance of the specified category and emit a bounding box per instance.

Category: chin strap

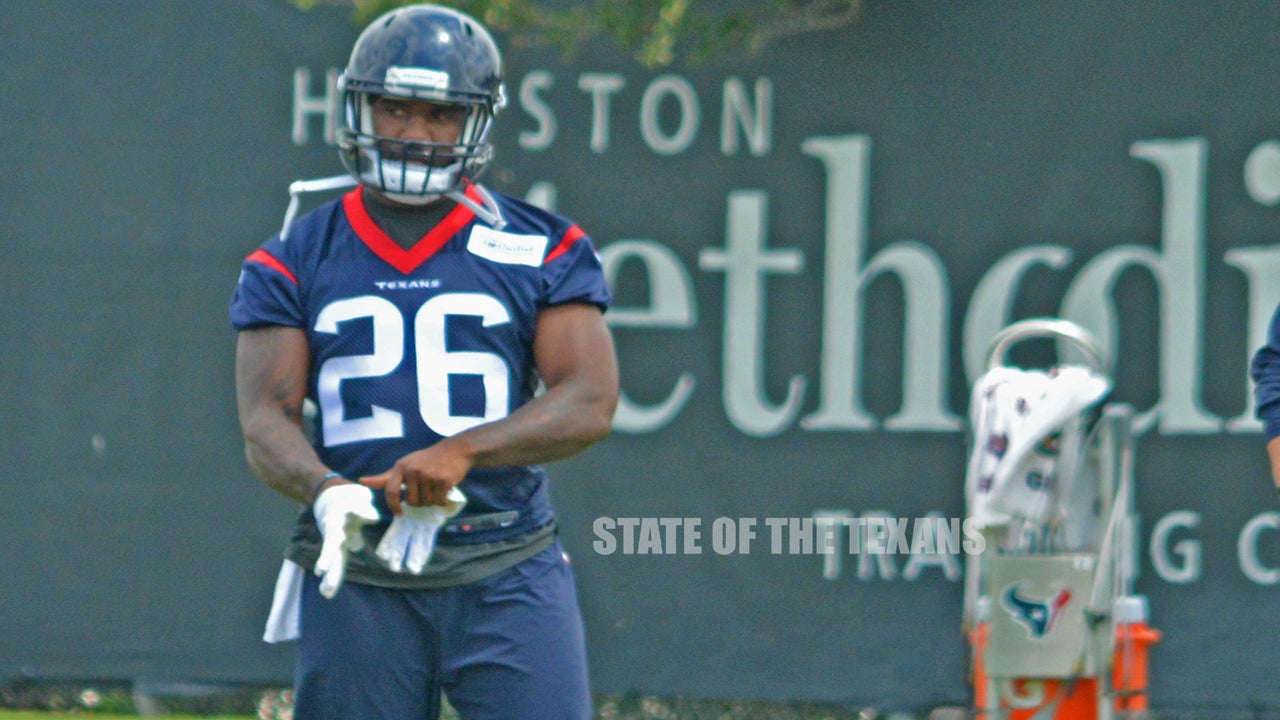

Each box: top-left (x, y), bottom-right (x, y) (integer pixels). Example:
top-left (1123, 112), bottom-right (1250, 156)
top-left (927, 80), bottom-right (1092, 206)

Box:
top-left (280, 174), bottom-right (358, 242)
top-left (447, 184), bottom-right (506, 230)
top-left (277, 174), bottom-right (505, 241)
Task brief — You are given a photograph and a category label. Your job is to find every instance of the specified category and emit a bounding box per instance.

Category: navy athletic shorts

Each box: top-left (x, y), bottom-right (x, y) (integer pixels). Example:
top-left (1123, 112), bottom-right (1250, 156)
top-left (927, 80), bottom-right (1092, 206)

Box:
top-left (292, 541), bottom-right (592, 720)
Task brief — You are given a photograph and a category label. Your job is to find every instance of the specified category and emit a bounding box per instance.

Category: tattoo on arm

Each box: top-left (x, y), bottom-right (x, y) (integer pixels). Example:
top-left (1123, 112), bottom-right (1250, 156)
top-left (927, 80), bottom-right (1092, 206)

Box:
top-left (236, 327), bottom-right (330, 505)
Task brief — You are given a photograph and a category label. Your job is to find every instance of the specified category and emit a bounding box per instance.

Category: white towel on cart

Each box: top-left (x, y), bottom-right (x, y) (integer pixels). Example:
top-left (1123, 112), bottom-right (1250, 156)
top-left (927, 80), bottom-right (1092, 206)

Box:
top-left (966, 364), bottom-right (1110, 545)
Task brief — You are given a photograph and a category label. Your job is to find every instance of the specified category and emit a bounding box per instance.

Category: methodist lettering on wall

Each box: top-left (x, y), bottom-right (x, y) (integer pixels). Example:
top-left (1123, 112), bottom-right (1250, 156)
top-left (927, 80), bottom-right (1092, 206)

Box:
top-left (291, 66), bottom-right (1280, 593)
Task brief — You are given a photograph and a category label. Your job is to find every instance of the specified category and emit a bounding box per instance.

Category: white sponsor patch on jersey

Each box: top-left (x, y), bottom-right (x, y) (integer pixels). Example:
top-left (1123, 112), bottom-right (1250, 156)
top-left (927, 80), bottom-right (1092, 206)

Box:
top-left (467, 226), bottom-right (549, 267)
top-left (385, 66), bottom-right (450, 92)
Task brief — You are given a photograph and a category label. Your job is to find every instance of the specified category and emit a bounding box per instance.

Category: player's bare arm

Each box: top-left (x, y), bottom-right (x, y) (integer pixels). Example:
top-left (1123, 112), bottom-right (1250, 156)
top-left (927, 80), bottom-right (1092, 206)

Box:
top-left (236, 325), bottom-right (344, 504)
top-left (365, 302), bottom-right (619, 513)
top-left (1266, 436), bottom-right (1280, 491)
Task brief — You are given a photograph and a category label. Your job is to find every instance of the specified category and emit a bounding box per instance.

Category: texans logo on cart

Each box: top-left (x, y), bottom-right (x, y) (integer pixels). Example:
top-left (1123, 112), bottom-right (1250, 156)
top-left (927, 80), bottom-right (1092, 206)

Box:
top-left (1002, 583), bottom-right (1071, 638)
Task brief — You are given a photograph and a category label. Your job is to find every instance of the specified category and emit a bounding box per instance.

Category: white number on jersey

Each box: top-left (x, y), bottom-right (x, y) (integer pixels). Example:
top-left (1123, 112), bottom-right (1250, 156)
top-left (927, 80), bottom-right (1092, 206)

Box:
top-left (316, 292), bottom-right (513, 446)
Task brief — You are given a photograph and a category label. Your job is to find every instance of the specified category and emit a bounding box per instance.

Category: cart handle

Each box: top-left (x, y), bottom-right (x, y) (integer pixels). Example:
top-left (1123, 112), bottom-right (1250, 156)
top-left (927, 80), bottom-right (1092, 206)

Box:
top-left (984, 318), bottom-right (1108, 373)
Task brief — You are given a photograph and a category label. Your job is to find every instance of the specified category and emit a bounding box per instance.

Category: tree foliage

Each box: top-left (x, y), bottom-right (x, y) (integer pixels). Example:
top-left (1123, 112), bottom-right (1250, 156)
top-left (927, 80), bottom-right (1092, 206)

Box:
top-left (291, 0), bottom-right (860, 67)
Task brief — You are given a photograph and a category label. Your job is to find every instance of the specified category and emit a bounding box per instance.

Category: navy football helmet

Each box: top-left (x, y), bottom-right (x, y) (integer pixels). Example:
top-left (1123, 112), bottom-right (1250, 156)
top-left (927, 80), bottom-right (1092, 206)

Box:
top-left (337, 4), bottom-right (506, 204)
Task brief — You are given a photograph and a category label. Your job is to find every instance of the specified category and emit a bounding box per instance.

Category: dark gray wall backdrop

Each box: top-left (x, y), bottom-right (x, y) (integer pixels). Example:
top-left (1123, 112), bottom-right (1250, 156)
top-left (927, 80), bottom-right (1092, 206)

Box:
top-left (2, 0), bottom-right (1279, 713)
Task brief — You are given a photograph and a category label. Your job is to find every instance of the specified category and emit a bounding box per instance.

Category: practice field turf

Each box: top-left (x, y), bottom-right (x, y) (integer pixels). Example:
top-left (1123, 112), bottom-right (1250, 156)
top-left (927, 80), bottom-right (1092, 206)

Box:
top-left (0, 683), bottom-right (862, 719)
top-left (0, 707), bottom-right (252, 712)
top-left (0, 706), bottom-right (853, 719)
top-left (0, 697), bottom-right (861, 719)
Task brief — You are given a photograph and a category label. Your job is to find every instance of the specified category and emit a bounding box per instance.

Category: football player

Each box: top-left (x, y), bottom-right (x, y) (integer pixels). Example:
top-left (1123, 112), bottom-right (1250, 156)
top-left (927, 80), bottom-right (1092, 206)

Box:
top-left (231, 5), bottom-right (619, 718)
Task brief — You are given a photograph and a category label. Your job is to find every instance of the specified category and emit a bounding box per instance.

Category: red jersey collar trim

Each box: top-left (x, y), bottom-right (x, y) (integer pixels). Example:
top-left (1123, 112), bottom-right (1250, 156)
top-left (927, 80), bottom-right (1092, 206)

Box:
top-left (343, 184), bottom-right (482, 275)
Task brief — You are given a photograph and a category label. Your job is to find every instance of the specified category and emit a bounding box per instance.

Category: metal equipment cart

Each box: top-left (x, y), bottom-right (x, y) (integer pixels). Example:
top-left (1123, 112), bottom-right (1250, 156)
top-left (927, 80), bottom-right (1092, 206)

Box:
top-left (950, 318), bottom-right (1159, 720)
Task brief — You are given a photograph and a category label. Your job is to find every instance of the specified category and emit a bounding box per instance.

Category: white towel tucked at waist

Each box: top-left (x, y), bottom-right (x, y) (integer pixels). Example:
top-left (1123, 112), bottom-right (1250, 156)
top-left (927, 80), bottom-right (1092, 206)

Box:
top-left (263, 559), bottom-right (304, 644)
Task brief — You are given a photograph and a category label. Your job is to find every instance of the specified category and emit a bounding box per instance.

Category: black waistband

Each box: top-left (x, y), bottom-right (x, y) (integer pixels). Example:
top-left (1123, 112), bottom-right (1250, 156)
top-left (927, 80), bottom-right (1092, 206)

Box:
top-left (441, 509), bottom-right (522, 534)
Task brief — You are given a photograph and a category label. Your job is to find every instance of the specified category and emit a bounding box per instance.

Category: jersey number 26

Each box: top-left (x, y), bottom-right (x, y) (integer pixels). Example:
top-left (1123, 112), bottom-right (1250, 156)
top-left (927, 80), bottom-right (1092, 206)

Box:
top-left (315, 293), bottom-right (512, 446)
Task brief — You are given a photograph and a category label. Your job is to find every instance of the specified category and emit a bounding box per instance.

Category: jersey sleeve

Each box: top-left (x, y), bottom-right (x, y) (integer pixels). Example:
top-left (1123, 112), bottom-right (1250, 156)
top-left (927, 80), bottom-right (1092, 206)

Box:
top-left (1252, 303), bottom-right (1280, 439)
top-left (229, 239), bottom-right (306, 330)
top-left (539, 224), bottom-right (612, 310)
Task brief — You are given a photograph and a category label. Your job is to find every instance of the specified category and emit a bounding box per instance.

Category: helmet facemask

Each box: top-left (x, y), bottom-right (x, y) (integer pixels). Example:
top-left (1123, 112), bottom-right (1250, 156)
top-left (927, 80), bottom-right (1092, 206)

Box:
top-left (340, 88), bottom-right (497, 205)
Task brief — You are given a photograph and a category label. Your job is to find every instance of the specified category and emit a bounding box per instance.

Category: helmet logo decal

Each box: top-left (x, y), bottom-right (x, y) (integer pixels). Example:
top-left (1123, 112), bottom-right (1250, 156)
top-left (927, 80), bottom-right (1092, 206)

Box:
top-left (386, 66), bottom-right (450, 92)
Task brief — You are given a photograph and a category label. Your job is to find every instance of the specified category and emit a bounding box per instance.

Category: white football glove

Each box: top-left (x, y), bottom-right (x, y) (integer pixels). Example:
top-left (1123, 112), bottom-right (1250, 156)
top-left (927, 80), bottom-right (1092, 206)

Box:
top-left (312, 483), bottom-right (381, 599)
top-left (375, 487), bottom-right (466, 574)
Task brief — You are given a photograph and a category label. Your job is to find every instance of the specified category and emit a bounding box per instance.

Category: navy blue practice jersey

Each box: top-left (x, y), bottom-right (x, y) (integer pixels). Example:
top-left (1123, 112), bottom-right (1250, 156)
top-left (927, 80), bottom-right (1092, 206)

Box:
top-left (1253, 302), bottom-right (1280, 439)
top-left (230, 184), bottom-right (612, 541)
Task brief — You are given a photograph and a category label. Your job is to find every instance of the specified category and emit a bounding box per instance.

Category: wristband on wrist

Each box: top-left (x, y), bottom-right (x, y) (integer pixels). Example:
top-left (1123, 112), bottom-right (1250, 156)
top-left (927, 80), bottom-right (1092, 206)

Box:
top-left (312, 471), bottom-right (344, 504)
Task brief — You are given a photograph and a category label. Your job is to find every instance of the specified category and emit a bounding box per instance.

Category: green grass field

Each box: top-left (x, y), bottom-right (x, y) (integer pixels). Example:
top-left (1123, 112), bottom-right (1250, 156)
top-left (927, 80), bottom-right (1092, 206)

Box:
top-left (0, 702), bottom-right (858, 720)
top-left (0, 687), bottom-right (863, 720)
top-left (0, 704), bottom-right (858, 720)
top-left (0, 715), bottom-right (251, 720)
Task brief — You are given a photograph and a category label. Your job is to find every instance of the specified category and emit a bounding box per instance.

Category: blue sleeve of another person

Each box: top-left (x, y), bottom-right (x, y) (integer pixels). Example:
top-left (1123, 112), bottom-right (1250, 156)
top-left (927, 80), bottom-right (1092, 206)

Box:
top-left (1252, 302), bottom-right (1280, 439)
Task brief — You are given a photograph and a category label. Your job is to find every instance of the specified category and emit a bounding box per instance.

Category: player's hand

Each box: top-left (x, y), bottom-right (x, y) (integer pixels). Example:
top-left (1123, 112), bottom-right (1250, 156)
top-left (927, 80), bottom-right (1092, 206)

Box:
top-left (374, 487), bottom-right (467, 573)
top-left (359, 441), bottom-right (472, 516)
top-left (312, 483), bottom-right (381, 599)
